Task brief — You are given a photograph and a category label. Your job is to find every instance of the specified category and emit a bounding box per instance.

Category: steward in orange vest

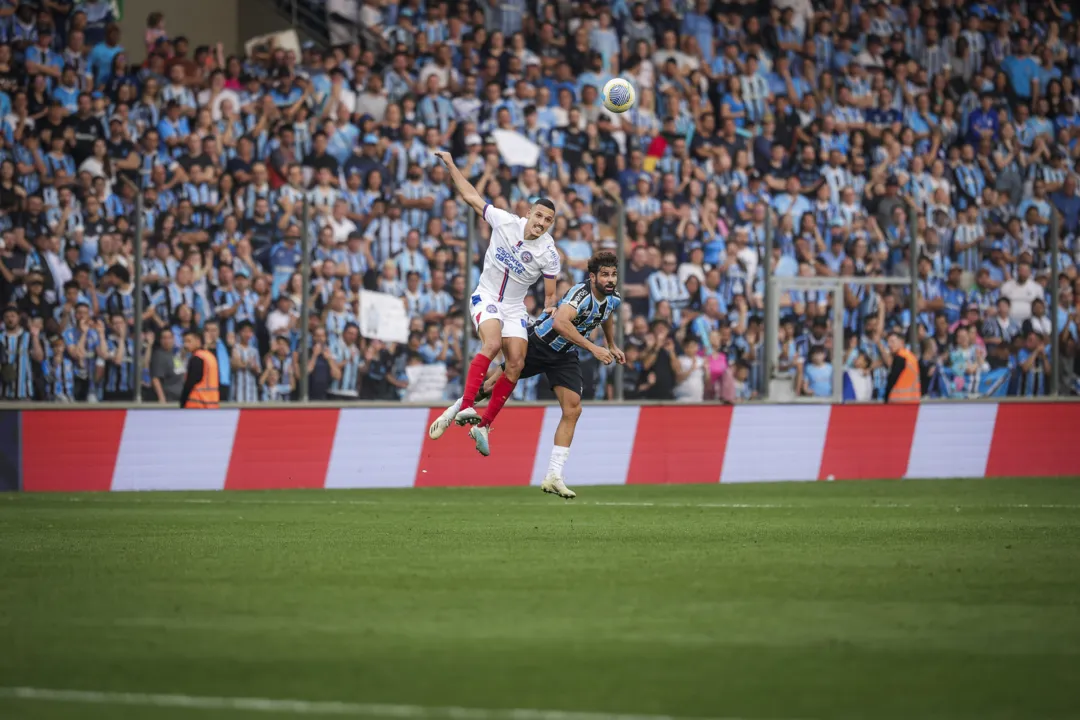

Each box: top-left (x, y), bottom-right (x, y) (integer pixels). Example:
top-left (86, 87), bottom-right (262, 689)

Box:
top-left (180, 330), bottom-right (220, 409)
top-left (884, 331), bottom-right (921, 403)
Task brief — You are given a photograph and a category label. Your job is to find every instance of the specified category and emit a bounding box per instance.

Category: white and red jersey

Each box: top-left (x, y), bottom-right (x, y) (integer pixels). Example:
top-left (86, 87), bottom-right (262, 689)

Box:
top-left (476, 204), bottom-right (559, 303)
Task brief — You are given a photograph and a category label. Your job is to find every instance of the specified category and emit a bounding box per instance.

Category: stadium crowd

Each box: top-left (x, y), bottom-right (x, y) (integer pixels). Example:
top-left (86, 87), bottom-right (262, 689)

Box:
top-left (1, 0), bottom-right (1080, 405)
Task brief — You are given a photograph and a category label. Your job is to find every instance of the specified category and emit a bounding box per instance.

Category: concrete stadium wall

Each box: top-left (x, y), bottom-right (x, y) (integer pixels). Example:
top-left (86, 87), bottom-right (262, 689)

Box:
top-left (6, 403), bottom-right (1079, 492)
top-left (120, 0), bottom-right (243, 58)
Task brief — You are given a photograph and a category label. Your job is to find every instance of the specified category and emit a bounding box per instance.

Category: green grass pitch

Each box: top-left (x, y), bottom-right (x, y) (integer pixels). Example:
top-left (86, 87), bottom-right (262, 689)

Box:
top-left (2, 478), bottom-right (1080, 720)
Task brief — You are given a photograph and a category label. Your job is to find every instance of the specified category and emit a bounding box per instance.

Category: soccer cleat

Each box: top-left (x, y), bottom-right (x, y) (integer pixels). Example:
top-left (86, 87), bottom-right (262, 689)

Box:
top-left (541, 474), bottom-right (576, 499)
top-left (468, 425), bottom-right (490, 457)
top-left (428, 410), bottom-right (456, 440)
top-left (454, 407), bottom-right (482, 426)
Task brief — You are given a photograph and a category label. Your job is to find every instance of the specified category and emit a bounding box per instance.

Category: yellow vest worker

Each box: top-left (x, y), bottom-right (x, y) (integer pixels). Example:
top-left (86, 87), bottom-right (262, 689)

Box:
top-left (885, 332), bottom-right (921, 403)
top-left (180, 331), bottom-right (220, 409)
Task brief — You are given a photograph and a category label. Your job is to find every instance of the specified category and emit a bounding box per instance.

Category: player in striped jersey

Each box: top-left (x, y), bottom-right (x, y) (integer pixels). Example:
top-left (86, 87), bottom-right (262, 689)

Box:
top-left (429, 252), bottom-right (623, 499)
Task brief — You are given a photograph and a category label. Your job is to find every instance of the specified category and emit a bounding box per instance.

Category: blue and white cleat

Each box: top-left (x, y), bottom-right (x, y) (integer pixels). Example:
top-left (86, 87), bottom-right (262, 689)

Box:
top-left (468, 425), bottom-right (490, 457)
top-left (454, 407), bottom-right (482, 426)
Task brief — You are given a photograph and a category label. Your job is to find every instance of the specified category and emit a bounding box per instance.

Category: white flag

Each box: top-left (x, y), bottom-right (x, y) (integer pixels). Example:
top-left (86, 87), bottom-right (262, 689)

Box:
top-left (492, 129), bottom-right (541, 167)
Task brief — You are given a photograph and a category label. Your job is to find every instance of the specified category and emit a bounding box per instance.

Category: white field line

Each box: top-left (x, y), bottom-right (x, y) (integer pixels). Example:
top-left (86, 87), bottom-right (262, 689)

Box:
top-left (0, 687), bottom-right (799, 720)
top-left (26, 497), bottom-right (1080, 510)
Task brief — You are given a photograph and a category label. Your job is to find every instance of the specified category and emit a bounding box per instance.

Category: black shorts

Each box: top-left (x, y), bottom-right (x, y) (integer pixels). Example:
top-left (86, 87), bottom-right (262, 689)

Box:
top-left (516, 333), bottom-right (583, 396)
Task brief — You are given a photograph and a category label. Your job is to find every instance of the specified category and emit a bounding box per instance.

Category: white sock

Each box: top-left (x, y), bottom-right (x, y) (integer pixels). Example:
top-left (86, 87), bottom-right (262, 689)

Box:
top-left (445, 397), bottom-right (463, 418)
top-left (547, 446), bottom-right (570, 478)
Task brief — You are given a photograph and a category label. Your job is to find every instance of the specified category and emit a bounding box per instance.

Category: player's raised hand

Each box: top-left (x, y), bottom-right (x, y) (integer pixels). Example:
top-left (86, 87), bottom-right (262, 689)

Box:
top-left (591, 345), bottom-right (614, 365)
top-left (433, 150), bottom-right (454, 167)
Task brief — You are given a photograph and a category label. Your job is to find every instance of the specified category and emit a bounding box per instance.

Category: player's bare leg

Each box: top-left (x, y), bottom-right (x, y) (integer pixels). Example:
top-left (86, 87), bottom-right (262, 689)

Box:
top-left (468, 337), bottom-right (526, 456)
top-left (540, 385), bottom-right (581, 499)
top-left (429, 366), bottom-right (500, 439)
top-left (453, 318), bottom-right (503, 431)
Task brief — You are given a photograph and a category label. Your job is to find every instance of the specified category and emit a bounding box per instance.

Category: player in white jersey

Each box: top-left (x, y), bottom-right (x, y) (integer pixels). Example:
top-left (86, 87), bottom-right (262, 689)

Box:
top-left (434, 150), bottom-right (559, 456)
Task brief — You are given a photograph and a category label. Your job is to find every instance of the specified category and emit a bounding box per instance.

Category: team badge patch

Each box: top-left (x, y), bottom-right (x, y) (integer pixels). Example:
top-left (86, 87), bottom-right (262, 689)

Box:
top-left (520, 251), bottom-right (534, 263)
top-left (486, 304), bottom-right (498, 313)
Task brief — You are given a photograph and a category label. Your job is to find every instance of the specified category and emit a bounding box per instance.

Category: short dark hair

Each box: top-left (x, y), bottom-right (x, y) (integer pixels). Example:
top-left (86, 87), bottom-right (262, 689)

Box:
top-left (587, 251), bottom-right (618, 276)
top-left (107, 264), bottom-right (130, 284)
top-left (183, 330), bottom-right (202, 343)
top-left (534, 197), bottom-right (555, 212)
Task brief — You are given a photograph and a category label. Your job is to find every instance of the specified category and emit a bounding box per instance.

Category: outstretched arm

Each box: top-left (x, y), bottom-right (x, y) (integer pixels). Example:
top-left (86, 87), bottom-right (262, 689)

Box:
top-left (434, 150), bottom-right (487, 216)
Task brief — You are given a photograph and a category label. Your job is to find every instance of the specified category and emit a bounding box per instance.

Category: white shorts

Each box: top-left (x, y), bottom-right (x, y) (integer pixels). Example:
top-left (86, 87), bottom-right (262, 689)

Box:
top-left (470, 291), bottom-right (529, 340)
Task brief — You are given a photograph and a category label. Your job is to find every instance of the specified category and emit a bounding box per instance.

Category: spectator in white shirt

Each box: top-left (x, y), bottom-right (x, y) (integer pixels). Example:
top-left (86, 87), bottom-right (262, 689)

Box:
top-left (321, 198), bottom-right (359, 244)
top-left (673, 336), bottom-right (707, 402)
top-left (1000, 260), bottom-right (1044, 322)
top-left (265, 295), bottom-right (295, 338)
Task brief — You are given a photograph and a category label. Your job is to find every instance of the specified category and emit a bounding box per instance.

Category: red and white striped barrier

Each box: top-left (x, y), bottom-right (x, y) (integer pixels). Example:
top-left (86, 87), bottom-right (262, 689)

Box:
top-left (17, 403), bottom-right (1080, 492)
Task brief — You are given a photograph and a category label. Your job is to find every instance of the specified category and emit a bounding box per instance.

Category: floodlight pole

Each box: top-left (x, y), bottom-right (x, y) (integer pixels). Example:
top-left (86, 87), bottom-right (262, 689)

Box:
top-left (608, 187), bottom-right (626, 401)
top-left (832, 284), bottom-right (845, 402)
top-left (299, 197), bottom-right (312, 402)
top-left (132, 177), bottom-right (145, 404)
top-left (908, 206), bottom-right (920, 351)
top-left (462, 212), bottom-right (476, 368)
top-left (762, 209), bottom-right (774, 401)
top-left (1049, 210), bottom-right (1061, 396)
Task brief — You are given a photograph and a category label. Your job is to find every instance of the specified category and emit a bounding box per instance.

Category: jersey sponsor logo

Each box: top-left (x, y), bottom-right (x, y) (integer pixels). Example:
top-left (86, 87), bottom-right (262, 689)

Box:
top-left (520, 250), bottom-right (534, 263)
top-left (568, 284), bottom-right (591, 307)
top-left (494, 246), bottom-right (527, 275)
top-left (486, 304), bottom-right (498, 313)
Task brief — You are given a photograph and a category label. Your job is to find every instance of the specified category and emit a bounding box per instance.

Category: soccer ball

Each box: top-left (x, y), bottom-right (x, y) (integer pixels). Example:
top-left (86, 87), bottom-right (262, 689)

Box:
top-left (602, 78), bottom-right (636, 114)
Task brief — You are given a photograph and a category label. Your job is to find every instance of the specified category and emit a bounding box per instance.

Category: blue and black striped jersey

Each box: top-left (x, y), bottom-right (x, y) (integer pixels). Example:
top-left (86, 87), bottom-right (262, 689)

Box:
top-left (531, 282), bottom-right (621, 353)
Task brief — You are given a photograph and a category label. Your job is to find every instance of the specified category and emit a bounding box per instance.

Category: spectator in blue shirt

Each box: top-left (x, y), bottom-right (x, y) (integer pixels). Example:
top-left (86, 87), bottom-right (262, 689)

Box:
top-left (87, 22), bottom-right (123, 87)
top-left (1001, 37), bottom-right (1039, 100)
top-left (965, 92), bottom-right (1000, 144)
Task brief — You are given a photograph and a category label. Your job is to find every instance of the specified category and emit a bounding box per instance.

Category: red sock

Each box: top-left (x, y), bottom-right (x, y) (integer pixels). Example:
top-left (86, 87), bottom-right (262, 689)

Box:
top-left (460, 354), bottom-right (492, 411)
top-left (480, 375), bottom-right (517, 428)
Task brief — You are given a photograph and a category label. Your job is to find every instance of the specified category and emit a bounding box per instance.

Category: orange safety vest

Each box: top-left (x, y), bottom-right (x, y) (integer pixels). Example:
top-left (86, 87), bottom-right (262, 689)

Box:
top-left (185, 349), bottom-right (220, 409)
top-left (889, 347), bottom-right (921, 403)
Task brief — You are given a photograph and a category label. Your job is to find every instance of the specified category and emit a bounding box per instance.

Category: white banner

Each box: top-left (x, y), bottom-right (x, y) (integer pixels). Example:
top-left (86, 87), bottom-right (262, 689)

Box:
top-left (492, 129), bottom-right (541, 167)
top-left (404, 364), bottom-right (448, 402)
top-left (358, 290), bottom-right (410, 344)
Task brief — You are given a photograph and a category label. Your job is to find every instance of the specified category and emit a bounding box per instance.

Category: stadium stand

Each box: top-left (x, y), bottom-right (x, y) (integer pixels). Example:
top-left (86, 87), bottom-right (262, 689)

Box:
top-left (0, 0), bottom-right (1078, 405)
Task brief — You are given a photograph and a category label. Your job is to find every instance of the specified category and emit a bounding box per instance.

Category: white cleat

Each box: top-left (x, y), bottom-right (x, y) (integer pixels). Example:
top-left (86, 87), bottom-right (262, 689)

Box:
top-left (541, 474), bottom-right (577, 499)
top-left (428, 411), bottom-right (455, 440)
top-left (454, 407), bottom-right (482, 426)
top-left (468, 425), bottom-right (490, 457)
